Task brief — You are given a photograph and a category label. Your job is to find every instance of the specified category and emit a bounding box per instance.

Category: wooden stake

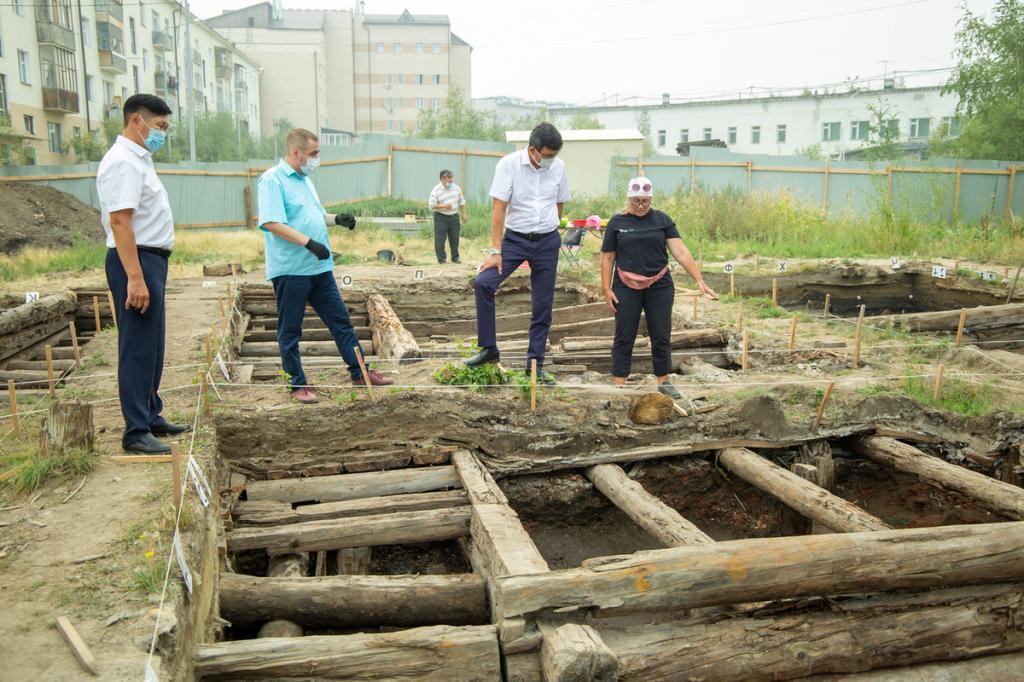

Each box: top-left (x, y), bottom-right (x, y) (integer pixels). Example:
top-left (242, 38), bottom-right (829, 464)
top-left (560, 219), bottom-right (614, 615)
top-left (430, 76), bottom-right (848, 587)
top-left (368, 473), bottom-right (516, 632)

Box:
top-left (789, 316), bottom-right (798, 352)
top-left (955, 308), bottom-right (967, 347)
top-left (201, 372), bottom-right (211, 417)
top-left (729, 273), bottom-right (735, 297)
top-left (230, 262), bottom-right (238, 278)
top-left (853, 304), bottom-right (865, 366)
top-left (823, 294), bottom-right (831, 320)
top-left (692, 295), bottom-right (698, 321)
top-left (218, 298), bottom-right (228, 334)
top-left (741, 330), bottom-right (749, 370)
top-left (45, 345), bottom-right (56, 397)
top-left (932, 364), bottom-right (945, 402)
top-left (55, 615), bottom-right (98, 676)
top-left (7, 379), bottom-right (20, 436)
top-left (171, 445), bottom-right (182, 512)
top-left (771, 277), bottom-right (778, 306)
top-left (530, 359), bottom-right (538, 411)
top-left (353, 346), bottom-right (376, 402)
top-left (205, 335), bottom-right (213, 368)
top-left (106, 290), bottom-right (117, 329)
top-left (92, 295), bottom-right (101, 333)
top-left (812, 381), bottom-right (834, 432)
top-left (69, 321), bottom-right (81, 368)
top-left (737, 302), bottom-right (744, 332)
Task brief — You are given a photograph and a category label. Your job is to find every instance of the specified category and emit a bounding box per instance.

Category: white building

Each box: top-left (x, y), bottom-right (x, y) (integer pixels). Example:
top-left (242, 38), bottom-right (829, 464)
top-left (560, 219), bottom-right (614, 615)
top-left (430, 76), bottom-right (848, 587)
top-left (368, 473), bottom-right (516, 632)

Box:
top-left (475, 96), bottom-right (574, 127)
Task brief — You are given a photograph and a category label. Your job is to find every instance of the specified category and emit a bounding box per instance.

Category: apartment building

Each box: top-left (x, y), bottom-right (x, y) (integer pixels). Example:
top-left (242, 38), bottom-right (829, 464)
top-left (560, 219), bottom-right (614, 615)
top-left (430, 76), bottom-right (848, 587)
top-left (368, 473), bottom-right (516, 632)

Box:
top-left (206, 3), bottom-right (472, 139)
top-left (0, 0), bottom-right (262, 165)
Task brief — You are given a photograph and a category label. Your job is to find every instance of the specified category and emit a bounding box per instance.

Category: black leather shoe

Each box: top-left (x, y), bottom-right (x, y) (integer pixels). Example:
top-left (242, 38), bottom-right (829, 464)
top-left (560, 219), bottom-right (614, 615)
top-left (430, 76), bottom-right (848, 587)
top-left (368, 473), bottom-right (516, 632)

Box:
top-left (537, 369), bottom-right (557, 386)
top-left (123, 433), bottom-right (172, 454)
top-left (465, 347), bottom-right (500, 367)
top-left (151, 421), bottom-right (192, 436)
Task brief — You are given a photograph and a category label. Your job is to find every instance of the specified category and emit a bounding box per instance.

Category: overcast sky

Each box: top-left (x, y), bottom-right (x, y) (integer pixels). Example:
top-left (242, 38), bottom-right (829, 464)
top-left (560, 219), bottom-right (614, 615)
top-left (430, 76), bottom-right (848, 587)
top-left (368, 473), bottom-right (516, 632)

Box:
top-left (191, 0), bottom-right (999, 105)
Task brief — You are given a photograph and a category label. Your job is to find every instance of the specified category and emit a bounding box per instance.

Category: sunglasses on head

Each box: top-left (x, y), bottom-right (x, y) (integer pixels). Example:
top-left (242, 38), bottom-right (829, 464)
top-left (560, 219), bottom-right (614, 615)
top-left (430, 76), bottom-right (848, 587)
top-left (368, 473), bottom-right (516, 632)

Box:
top-left (631, 182), bottom-right (652, 193)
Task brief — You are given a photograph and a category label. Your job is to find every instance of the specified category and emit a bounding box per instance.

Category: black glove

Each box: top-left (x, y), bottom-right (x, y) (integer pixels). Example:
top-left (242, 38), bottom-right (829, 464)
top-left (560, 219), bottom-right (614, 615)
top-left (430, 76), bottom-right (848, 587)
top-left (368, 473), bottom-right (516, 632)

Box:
top-left (335, 213), bottom-right (356, 230)
top-left (304, 238), bottom-right (331, 260)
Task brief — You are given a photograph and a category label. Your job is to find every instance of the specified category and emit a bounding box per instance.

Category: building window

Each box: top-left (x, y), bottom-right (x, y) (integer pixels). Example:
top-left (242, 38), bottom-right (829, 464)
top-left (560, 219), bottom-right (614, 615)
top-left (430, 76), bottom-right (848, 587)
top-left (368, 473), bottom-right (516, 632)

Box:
top-left (751, 125), bottom-right (761, 144)
top-left (679, 128), bottom-right (688, 143)
top-left (129, 17), bottom-right (137, 54)
top-left (727, 126), bottom-right (737, 144)
top-left (777, 124), bottom-right (787, 143)
top-left (48, 122), bottom-right (62, 152)
top-left (376, 42), bottom-right (384, 53)
top-left (416, 42), bottom-right (423, 54)
top-left (24, 114), bottom-right (34, 135)
top-left (432, 74), bottom-right (441, 85)
top-left (821, 121), bottom-right (840, 141)
top-left (416, 74), bottom-right (424, 84)
top-left (397, 97), bottom-right (404, 108)
top-left (657, 130), bottom-right (666, 147)
top-left (73, 126), bottom-right (81, 138)
top-left (386, 96), bottom-right (393, 111)
top-left (13, 0), bottom-right (22, 17)
top-left (703, 127), bottom-right (712, 141)
top-left (397, 73), bottom-right (404, 84)
top-left (850, 120), bottom-right (869, 140)
top-left (142, 48), bottom-right (149, 72)
top-left (18, 50), bottom-right (30, 84)
top-left (885, 119), bottom-right (900, 138)
top-left (103, 80), bottom-right (113, 105)
top-left (432, 42), bottom-right (441, 54)
top-left (386, 72), bottom-right (392, 85)
top-left (432, 97), bottom-right (441, 111)
top-left (416, 97), bottom-right (424, 108)
top-left (85, 75), bottom-right (94, 102)
top-left (152, 11), bottom-right (160, 31)
top-left (909, 117), bottom-right (930, 138)
top-left (133, 65), bottom-right (139, 92)
top-left (393, 42), bottom-right (401, 54)
top-left (941, 116), bottom-right (961, 136)
top-left (387, 120), bottom-right (393, 131)
top-left (0, 75), bottom-right (8, 122)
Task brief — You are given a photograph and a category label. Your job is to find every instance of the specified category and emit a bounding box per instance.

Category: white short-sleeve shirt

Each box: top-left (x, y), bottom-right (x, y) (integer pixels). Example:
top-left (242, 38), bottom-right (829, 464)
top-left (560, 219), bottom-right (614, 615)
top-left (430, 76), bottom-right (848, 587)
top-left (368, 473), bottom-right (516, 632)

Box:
top-left (489, 148), bottom-right (570, 234)
top-left (96, 135), bottom-right (174, 250)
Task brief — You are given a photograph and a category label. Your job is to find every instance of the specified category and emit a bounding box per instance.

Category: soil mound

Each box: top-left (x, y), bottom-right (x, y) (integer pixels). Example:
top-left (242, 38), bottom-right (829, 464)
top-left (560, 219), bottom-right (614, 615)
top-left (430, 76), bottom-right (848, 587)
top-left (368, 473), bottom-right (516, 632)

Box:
top-left (0, 182), bottom-right (103, 253)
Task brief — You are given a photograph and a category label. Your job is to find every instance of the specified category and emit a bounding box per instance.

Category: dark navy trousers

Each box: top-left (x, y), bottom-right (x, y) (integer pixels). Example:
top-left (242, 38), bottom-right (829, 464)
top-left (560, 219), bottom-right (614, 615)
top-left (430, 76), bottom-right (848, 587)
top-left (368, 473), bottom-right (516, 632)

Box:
top-left (105, 248), bottom-right (168, 447)
top-left (473, 229), bottom-right (560, 368)
top-left (272, 272), bottom-right (364, 388)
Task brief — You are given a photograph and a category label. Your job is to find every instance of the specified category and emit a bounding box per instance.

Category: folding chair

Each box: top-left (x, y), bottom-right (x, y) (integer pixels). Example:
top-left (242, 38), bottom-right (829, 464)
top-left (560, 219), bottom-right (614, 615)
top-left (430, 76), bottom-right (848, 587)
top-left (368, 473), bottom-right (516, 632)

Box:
top-left (559, 228), bottom-right (586, 269)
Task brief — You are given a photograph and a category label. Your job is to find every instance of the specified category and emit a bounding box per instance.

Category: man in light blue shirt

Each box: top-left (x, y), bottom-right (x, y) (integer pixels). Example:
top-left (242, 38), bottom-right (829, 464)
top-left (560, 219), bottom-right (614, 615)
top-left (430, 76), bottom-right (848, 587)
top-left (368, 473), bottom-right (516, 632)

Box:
top-left (257, 128), bottom-right (394, 403)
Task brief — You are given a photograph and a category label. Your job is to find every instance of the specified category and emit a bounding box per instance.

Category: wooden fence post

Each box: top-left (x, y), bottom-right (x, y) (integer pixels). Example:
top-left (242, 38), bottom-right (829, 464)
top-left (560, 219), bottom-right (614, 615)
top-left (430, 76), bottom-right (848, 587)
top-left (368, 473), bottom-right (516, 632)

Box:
top-left (7, 379), bottom-right (20, 436)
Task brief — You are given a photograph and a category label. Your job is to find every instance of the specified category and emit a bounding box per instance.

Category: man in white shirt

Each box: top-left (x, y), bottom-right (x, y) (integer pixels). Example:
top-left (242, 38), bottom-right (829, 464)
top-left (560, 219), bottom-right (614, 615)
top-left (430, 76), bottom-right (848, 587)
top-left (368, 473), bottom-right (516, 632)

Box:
top-left (467, 123), bottom-right (569, 384)
top-left (427, 169), bottom-right (467, 263)
top-left (96, 94), bottom-right (189, 454)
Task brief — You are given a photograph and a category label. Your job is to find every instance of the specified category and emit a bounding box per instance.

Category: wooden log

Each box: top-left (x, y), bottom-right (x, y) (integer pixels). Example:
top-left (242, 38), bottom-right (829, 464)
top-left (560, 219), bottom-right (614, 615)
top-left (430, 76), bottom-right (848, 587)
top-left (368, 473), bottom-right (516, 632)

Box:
top-left (0, 316), bottom-right (70, 364)
top-left (243, 327), bottom-right (372, 342)
top-left (233, 490), bottom-right (469, 526)
top-left (219, 572), bottom-right (488, 628)
top-left (336, 547), bottom-right (372, 574)
top-left (404, 302), bottom-right (610, 338)
top-left (55, 615), bottom-right (99, 676)
top-left (604, 582), bottom-right (1024, 681)
top-left (585, 463), bottom-right (714, 547)
top-left (38, 401), bottom-right (94, 458)
top-left (192, 624), bottom-right (501, 680)
top-left (366, 293), bottom-right (422, 360)
top-left (813, 651), bottom-right (1024, 681)
top-left (249, 315), bottom-right (369, 330)
top-left (560, 329), bottom-right (726, 352)
top-left (451, 450), bottom-right (507, 505)
top-left (226, 507), bottom-right (472, 553)
top-left (245, 465), bottom-right (461, 503)
top-left (203, 263), bottom-right (244, 277)
top-left (868, 303), bottom-right (1024, 332)
top-left (494, 521), bottom-right (1024, 619)
top-left (257, 553), bottom-right (306, 639)
top-left (0, 291), bottom-right (77, 336)
top-left (239, 339), bottom-right (375, 357)
top-left (717, 447), bottom-right (890, 533)
top-left (854, 436), bottom-right (1024, 520)
top-left (7, 358), bottom-right (75, 373)
top-left (541, 623), bottom-right (617, 682)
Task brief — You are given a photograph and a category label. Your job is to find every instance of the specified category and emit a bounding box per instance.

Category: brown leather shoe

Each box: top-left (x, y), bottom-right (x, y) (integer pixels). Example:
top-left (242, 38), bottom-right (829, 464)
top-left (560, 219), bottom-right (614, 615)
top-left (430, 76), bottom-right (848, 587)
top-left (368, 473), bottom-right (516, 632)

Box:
top-left (353, 369), bottom-right (395, 386)
top-left (290, 387), bottom-right (319, 404)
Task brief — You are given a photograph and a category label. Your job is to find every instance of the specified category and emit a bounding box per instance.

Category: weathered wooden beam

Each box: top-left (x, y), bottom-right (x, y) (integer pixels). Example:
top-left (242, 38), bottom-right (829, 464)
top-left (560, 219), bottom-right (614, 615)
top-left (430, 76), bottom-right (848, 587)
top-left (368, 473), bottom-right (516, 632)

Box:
top-left (226, 507), bottom-right (472, 553)
top-left (855, 436), bottom-right (1024, 520)
top-left (192, 624), bottom-right (501, 680)
top-left (244, 327), bottom-right (372, 342)
top-left (239, 339), bottom-right (375, 357)
top-left (585, 464), bottom-right (714, 547)
top-left (404, 302), bottom-right (610, 338)
top-left (366, 293), bottom-right (422, 360)
top-left (245, 465), bottom-right (461, 503)
top-left (541, 623), bottom-right (617, 682)
top-left (561, 328), bottom-right (726, 352)
top-left (717, 447), bottom-right (891, 533)
top-left (813, 651), bottom-right (1024, 681)
top-left (451, 450), bottom-right (507, 505)
top-left (233, 489), bottom-right (468, 526)
top-left (495, 522), bottom-right (1024, 619)
top-left (220, 572), bottom-right (487, 628)
top-left (867, 303), bottom-right (1024, 332)
top-left (0, 290), bottom-right (77, 336)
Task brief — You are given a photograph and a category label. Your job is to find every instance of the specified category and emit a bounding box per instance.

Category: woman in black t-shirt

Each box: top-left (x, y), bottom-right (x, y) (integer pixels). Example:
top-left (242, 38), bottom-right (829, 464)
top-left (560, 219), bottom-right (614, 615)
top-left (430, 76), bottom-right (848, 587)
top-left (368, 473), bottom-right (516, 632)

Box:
top-left (600, 176), bottom-right (717, 398)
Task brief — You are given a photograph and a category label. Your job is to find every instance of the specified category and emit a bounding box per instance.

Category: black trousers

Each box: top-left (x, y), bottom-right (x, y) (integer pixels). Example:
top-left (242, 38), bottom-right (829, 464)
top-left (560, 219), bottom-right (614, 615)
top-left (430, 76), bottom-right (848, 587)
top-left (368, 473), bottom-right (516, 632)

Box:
top-left (612, 276), bottom-right (675, 378)
top-left (105, 248), bottom-right (168, 446)
top-left (433, 212), bottom-right (460, 262)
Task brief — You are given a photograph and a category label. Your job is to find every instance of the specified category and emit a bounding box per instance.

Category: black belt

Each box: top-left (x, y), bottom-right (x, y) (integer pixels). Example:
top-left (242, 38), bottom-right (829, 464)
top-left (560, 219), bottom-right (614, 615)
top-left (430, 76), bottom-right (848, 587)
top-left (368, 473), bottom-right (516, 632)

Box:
top-left (505, 229), bottom-right (557, 242)
top-left (138, 245), bottom-right (172, 258)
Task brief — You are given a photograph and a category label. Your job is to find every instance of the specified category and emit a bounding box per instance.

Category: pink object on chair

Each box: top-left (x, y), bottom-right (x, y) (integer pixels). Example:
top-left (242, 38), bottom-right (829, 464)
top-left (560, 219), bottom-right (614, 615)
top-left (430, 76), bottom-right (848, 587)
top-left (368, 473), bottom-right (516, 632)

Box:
top-left (585, 215), bottom-right (602, 228)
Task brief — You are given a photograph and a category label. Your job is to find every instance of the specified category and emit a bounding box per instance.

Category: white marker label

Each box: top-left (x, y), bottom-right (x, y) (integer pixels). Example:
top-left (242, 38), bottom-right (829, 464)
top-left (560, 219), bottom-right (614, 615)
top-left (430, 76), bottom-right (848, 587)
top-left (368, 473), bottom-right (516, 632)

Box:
top-left (982, 271), bottom-right (998, 282)
top-left (723, 263), bottom-right (734, 274)
top-left (201, 281), bottom-right (217, 289)
top-left (215, 352), bottom-right (230, 381)
top-left (173, 530), bottom-right (193, 595)
top-left (414, 270), bottom-right (424, 281)
top-left (187, 456), bottom-right (211, 508)
top-left (144, 661), bottom-right (160, 682)
top-left (339, 274), bottom-right (354, 288)
top-left (777, 260), bottom-right (788, 273)
top-left (932, 265), bottom-right (947, 279)
top-left (890, 257), bottom-right (901, 270)
top-left (24, 292), bottom-right (39, 303)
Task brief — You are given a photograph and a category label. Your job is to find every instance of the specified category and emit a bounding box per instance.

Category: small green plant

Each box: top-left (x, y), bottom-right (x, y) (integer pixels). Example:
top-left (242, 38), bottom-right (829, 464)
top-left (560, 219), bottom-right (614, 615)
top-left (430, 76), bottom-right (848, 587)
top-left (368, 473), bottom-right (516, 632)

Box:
top-left (3, 447), bottom-right (96, 493)
top-left (79, 350), bottom-right (110, 370)
top-left (903, 374), bottom-right (994, 416)
top-left (131, 559), bottom-right (165, 595)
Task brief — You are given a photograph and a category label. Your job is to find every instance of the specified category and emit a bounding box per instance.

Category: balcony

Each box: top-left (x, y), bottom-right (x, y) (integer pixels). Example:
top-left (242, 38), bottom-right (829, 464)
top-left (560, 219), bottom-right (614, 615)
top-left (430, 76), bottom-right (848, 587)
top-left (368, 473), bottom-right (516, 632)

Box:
top-left (35, 13), bottom-right (77, 52)
top-left (98, 50), bottom-right (127, 74)
top-left (154, 69), bottom-right (168, 95)
top-left (214, 47), bottom-right (232, 80)
top-left (42, 86), bottom-right (79, 113)
top-left (192, 50), bottom-right (203, 68)
top-left (95, 0), bottom-right (124, 25)
top-left (152, 29), bottom-right (173, 52)
top-left (233, 77), bottom-right (248, 92)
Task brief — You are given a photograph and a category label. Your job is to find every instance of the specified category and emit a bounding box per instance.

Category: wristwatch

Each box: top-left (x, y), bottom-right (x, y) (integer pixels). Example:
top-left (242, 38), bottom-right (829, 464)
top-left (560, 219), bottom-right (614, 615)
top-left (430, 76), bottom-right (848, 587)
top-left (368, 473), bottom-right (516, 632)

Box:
top-left (487, 247), bottom-right (501, 255)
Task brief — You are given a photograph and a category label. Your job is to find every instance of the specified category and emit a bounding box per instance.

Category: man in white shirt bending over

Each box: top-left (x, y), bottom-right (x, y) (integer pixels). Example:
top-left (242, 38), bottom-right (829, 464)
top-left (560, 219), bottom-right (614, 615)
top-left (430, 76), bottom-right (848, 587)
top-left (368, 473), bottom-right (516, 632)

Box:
top-left (428, 169), bottom-right (468, 264)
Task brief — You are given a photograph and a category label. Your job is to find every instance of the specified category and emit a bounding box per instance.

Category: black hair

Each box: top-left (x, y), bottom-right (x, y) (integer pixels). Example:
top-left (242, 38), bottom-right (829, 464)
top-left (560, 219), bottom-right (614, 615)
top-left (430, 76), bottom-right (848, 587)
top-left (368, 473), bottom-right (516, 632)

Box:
top-left (529, 122), bottom-right (563, 152)
top-left (123, 94), bottom-right (172, 126)
top-left (439, 169), bottom-right (453, 179)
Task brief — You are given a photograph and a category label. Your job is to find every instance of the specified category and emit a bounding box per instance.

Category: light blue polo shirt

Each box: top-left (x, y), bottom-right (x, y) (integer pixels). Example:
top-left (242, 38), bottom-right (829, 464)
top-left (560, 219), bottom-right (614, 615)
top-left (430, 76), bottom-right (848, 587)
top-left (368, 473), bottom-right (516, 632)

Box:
top-left (257, 160), bottom-right (334, 280)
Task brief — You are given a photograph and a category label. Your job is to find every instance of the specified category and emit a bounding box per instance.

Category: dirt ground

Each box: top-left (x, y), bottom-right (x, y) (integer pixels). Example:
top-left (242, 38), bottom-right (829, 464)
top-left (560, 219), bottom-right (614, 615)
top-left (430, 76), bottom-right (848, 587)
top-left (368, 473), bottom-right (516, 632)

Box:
top-left (1, 255), bottom-right (1022, 680)
top-left (0, 183), bottom-right (104, 253)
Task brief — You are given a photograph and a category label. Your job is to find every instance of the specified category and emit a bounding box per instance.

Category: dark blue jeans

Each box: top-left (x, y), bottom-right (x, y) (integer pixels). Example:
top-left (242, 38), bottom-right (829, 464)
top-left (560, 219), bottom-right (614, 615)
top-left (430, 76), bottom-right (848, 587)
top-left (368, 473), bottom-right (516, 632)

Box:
top-left (473, 229), bottom-right (560, 368)
top-left (105, 248), bottom-right (168, 446)
top-left (272, 272), bottom-right (364, 387)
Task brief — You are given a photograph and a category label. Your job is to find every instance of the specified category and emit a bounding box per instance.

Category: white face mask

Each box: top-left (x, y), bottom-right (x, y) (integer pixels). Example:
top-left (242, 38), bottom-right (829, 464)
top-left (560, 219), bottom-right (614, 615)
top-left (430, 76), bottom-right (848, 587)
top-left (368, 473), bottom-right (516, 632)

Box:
top-left (538, 157), bottom-right (555, 169)
top-left (301, 155), bottom-right (320, 175)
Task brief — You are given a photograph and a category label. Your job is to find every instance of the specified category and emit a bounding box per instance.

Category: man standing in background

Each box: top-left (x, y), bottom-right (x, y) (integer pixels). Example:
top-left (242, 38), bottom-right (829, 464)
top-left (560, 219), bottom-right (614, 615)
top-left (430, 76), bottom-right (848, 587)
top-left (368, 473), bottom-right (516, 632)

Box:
top-left (428, 169), bottom-right (468, 264)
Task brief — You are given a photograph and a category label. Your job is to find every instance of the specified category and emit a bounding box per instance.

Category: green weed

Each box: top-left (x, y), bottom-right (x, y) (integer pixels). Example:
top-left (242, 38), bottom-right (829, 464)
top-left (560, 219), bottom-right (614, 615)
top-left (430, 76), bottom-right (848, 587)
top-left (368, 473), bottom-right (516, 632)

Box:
top-left (903, 374), bottom-right (993, 416)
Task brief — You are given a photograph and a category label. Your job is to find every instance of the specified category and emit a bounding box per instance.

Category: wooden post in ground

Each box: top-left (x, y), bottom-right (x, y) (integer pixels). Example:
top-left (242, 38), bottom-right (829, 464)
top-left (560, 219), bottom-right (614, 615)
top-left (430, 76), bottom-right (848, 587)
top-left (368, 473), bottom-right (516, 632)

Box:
top-left (737, 302), bottom-right (744, 332)
top-left (741, 330), bottom-right (749, 370)
top-left (771, 277), bottom-right (778, 306)
top-left (853, 304), bottom-right (865, 366)
top-left (171, 445), bottom-right (182, 512)
top-left (92, 295), bottom-right (101, 333)
top-left (38, 401), bottom-right (94, 458)
top-left (200, 372), bottom-right (211, 418)
top-left (1006, 165), bottom-right (1017, 222)
top-left (932, 364), bottom-right (945, 402)
top-left (530, 359), bottom-right (537, 411)
top-left (45, 345), bottom-right (56, 397)
top-left (788, 316), bottom-right (798, 352)
top-left (205, 335), bottom-right (213, 368)
top-left (353, 346), bottom-right (376, 402)
top-left (812, 381), bottom-right (834, 432)
top-left (729, 273), bottom-right (735, 296)
top-left (218, 298), bottom-right (228, 334)
top-left (823, 293), bottom-right (831, 320)
top-left (106, 290), bottom-right (117, 329)
top-left (69, 321), bottom-right (81, 368)
top-left (955, 308), bottom-right (967, 347)
top-left (7, 379), bottom-right (20, 436)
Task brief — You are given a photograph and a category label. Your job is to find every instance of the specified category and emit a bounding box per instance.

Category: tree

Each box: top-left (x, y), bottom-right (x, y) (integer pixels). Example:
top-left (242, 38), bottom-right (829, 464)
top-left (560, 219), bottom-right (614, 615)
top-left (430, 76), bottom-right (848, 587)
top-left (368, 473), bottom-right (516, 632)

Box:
top-left (861, 100), bottom-right (903, 163)
top-left (414, 85), bottom-right (505, 141)
top-left (567, 111), bottom-right (604, 130)
top-left (939, 0), bottom-right (1024, 160)
top-left (794, 143), bottom-right (825, 160)
top-left (634, 109), bottom-right (656, 157)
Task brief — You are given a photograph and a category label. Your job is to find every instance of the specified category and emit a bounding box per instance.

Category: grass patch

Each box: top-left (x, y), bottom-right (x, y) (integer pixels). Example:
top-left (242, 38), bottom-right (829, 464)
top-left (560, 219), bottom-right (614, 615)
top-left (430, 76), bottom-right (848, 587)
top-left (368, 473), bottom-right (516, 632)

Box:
top-left (432, 362), bottom-right (534, 399)
top-left (903, 374), bottom-right (993, 416)
top-left (1, 445), bottom-right (96, 494)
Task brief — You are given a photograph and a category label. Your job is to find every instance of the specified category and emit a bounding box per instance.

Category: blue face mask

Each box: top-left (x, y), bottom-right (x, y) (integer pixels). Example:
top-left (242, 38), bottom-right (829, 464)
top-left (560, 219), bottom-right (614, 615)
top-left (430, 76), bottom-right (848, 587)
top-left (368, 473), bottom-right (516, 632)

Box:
top-left (145, 128), bottom-right (166, 153)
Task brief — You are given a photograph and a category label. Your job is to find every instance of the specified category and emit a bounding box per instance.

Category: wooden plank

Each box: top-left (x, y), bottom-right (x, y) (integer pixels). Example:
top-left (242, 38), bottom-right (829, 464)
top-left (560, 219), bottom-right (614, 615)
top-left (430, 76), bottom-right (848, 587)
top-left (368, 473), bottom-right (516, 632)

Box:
top-left (585, 464), bottom-right (714, 547)
top-left (219, 572), bottom-right (488, 628)
top-left (541, 623), bottom-right (617, 682)
top-left (405, 302), bottom-right (610, 338)
top-left (240, 339), bottom-right (375, 357)
top-left (226, 507), bottom-right (472, 553)
top-left (232, 489), bottom-right (469, 526)
top-left (855, 436), bottom-right (1024, 519)
top-left (494, 522), bottom-right (1024, 619)
top-left (245, 465), bottom-right (461, 503)
top-left (452, 450), bottom-right (507, 505)
top-left (813, 651), bottom-right (1024, 681)
top-left (192, 624), bottom-right (501, 681)
top-left (110, 454), bottom-right (174, 464)
top-left (717, 447), bottom-right (891, 532)
top-left (867, 303), bottom-right (1024, 332)
top-left (55, 615), bottom-right (98, 676)
top-left (243, 327), bottom-right (373, 342)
